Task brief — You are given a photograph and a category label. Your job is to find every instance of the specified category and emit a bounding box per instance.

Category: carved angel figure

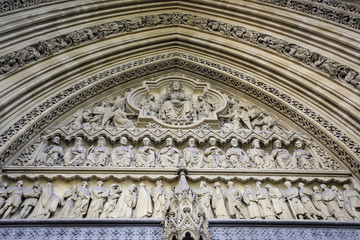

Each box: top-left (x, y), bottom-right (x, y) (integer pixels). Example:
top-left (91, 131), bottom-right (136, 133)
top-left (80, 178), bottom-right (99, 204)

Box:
top-left (37, 136), bottom-right (64, 166)
top-left (64, 137), bottom-right (87, 166)
top-left (224, 181), bottom-right (247, 219)
top-left (86, 137), bottom-right (110, 166)
top-left (204, 137), bottom-right (226, 168)
top-left (212, 182), bottom-right (229, 219)
top-left (225, 138), bottom-right (249, 168)
top-left (134, 183), bottom-right (153, 218)
top-left (30, 182), bottom-right (60, 219)
top-left (151, 180), bottom-right (168, 219)
top-left (134, 137), bottom-right (157, 167)
top-left (100, 184), bottom-right (122, 218)
top-left (242, 185), bottom-right (261, 219)
top-left (159, 138), bottom-right (181, 167)
top-left (110, 184), bottom-right (137, 218)
top-left (86, 181), bottom-right (108, 219)
top-left (183, 138), bottom-right (204, 168)
top-left (0, 180), bottom-right (24, 219)
top-left (110, 136), bottom-right (133, 167)
top-left (270, 140), bottom-right (297, 169)
top-left (19, 182), bottom-right (42, 219)
top-left (59, 185), bottom-right (78, 219)
top-left (197, 181), bottom-right (213, 219)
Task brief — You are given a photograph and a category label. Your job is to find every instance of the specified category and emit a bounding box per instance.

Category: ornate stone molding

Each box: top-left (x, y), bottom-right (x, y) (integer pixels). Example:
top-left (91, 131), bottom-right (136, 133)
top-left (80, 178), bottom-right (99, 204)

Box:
top-left (0, 0), bottom-right (59, 14)
top-left (0, 13), bottom-right (359, 90)
top-left (254, 0), bottom-right (360, 30)
top-left (0, 52), bottom-right (359, 177)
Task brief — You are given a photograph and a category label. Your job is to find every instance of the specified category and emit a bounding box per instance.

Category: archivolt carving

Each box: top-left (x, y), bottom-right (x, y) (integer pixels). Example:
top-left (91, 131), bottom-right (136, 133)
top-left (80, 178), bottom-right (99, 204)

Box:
top-left (0, 13), bottom-right (358, 90)
top-left (1, 53), bottom-right (359, 178)
top-left (0, 0), bottom-right (58, 14)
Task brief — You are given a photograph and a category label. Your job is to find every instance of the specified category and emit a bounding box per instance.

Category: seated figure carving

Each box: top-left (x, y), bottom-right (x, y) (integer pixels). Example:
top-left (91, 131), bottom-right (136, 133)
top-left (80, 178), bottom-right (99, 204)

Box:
top-left (86, 137), bottom-right (110, 166)
top-left (134, 137), bottom-right (157, 167)
top-left (247, 139), bottom-right (272, 169)
top-left (204, 137), bottom-right (227, 168)
top-left (293, 140), bottom-right (317, 169)
top-left (64, 137), bottom-right (87, 166)
top-left (36, 136), bottom-right (64, 166)
top-left (183, 138), bottom-right (204, 168)
top-left (159, 138), bottom-right (181, 167)
top-left (270, 139), bottom-right (297, 169)
top-left (225, 138), bottom-right (249, 168)
top-left (110, 136), bottom-right (133, 167)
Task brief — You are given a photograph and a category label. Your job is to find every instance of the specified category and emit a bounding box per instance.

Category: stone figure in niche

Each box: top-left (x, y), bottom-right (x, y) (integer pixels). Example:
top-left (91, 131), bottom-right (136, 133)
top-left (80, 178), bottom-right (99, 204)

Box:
top-left (223, 181), bottom-right (247, 219)
top-left (204, 137), bottom-right (226, 168)
top-left (69, 181), bottom-right (91, 219)
top-left (59, 185), bottom-right (78, 219)
top-left (183, 138), bottom-right (204, 168)
top-left (135, 183), bottom-right (153, 218)
top-left (270, 140), bottom-right (297, 169)
top-left (284, 181), bottom-right (312, 220)
top-left (0, 180), bottom-right (24, 219)
top-left (265, 184), bottom-right (292, 220)
top-left (254, 181), bottom-right (276, 219)
top-left (140, 94), bottom-right (159, 117)
top-left (0, 182), bottom-right (8, 209)
top-left (110, 136), bottom-right (133, 167)
top-left (211, 182), bottom-right (229, 219)
top-left (86, 137), bottom-right (110, 166)
top-left (110, 184), bottom-right (137, 218)
top-left (152, 180), bottom-right (168, 219)
top-left (298, 182), bottom-right (322, 220)
top-left (159, 80), bottom-right (195, 125)
top-left (100, 184), bottom-right (122, 218)
top-left (86, 181), bottom-right (108, 219)
top-left (220, 101), bottom-right (252, 131)
top-left (159, 138), bottom-right (181, 167)
top-left (64, 137), bottom-right (87, 166)
top-left (320, 184), bottom-right (347, 221)
top-left (19, 182), bottom-right (42, 219)
top-left (226, 138), bottom-right (249, 168)
top-left (247, 139), bottom-right (270, 169)
top-left (342, 184), bottom-right (360, 220)
top-left (37, 136), bottom-right (64, 166)
top-left (242, 185), bottom-right (261, 219)
top-left (197, 181), bottom-right (213, 219)
top-left (196, 95), bottom-right (215, 119)
top-left (134, 137), bottom-right (157, 167)
top-left (293, 140), bottom-right (316, 169)
top-left (312, 186), bottom-right (332, 220)
top-left (30, 182), bottom-right (60, 219)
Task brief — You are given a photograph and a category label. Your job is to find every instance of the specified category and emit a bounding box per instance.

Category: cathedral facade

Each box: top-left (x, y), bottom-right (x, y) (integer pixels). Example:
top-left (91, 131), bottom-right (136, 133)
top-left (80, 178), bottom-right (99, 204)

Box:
top-left (0, 1), bottom-right (359, 239)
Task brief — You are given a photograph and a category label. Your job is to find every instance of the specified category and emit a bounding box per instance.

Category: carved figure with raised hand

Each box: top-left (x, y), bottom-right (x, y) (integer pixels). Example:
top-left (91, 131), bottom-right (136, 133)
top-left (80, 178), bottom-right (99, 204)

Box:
top-left (212, 182), bottom-right (229, 219)
top-left (37, 136), bottom-right (64, 166)
top-left (159, 138), bottom-right (181, 167)
top-left (224, 181), bottom-right (247, 219)
top-left (86, 181), bottom-right (108, 219)
top-left (196, 95), bottom-right (215, 119)
top-left (159, 80), bottom-right (195, 125)
top-left (100, 184), bottom-right (122, 218)
top-left (86, 137), bottom-right (110, 166)
top-left (320, 184), bottom-right (347, 221)
top-left (284, 181), bottom-right (312, 220)
top-left (204, 137), bottom-right (226, 168)
top-left (183, 138), bottom-right (204, 168)
top-left (64, 137), bottom-right (87, 166)
top-left (265, 184), bottom-right (292, 220)
top-left (298, 182), bottom-right (322, 220)
top-left (255, 181), bottom-right (276, 219)
top-left (342, 184), bottom-right (360, 220)
top-left (110, 136), bottom-right (133, 167)
top-left (59, 185), bottom-right (77, 219)
top-left (197, 181), bottom-right (213, 219)
top-left (242, 185), bottom-right (261, 219)
top-left (69, 181), bottom-right (91, 219)
top-left (247, 139), bottom-right (268, 169)
top-left (0, 182), bottom-right (8, 209)
top-left (152, 180), bottom-right (168, 219)
top-left (312, 186), bottom-right (331, 220)
top-left (135, 183), bottom-right (153, 218)
top-left (19, 182), bottom-right (42, 219)
top-left (134, 137), bottom-right (156, 167)
top-left (0, 180), bottom-right (24, 219)
top-left (110, 184), bottom-right (137, 218)
top-left (30, 182), bottom-right (60, 219)
top-left (271, 140), bottom-right (297, 169)
top-left (226, 138), bottom-right (249, 168)
top-left (293, 140), bottom-right (317, 169)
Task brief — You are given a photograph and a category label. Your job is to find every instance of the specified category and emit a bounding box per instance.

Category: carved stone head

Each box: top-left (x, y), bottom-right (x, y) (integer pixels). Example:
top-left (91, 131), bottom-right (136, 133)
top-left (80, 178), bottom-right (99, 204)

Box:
top-left (120, 136), bottom-right (128, 146)
top-left (98, 137), bottom-right (106, 146)
top-left (295, 140), bottom-right (304, 149)
top-left (298, 182), bottom-right (304, 188)
top-left (97, 181), bottom-right (104, 187)
top-left (320, 184), bottom-right (327, 190)
top-left (52, 136), bottom-right (61, 145)
top-left (166, 138), bottom-right (174, 146)
top-left (75, 137), bottom-right (83, 146)
top-left (188, 138), bottom-right (196, 147)
top-left (142, 137), bottom-right (151, 146)
top-left (230, 138), bottom-right (238, 147)
top-left (209, 137), bottom-right (217, 146)
top-left (227, 181), bottom-right (234, 188)
top-left (284, 181), bottom-right (292, 188)
top-left (343, 184), bottom-right (350, 190)
top-left (273, 139), bottom-right (282, 149)
top-left (16, 180), bottom-right (24, 187)
top-left (252, 139), bottom-right (260, 149)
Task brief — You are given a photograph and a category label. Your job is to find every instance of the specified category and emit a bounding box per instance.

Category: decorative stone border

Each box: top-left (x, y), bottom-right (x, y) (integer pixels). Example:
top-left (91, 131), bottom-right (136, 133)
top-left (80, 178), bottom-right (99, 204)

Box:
top-left (0, 0), bottom-right (59, 14)
top-left (0, 13), bottom-right (359, 90)
top-left (0, 52), bottom-right (359, 178)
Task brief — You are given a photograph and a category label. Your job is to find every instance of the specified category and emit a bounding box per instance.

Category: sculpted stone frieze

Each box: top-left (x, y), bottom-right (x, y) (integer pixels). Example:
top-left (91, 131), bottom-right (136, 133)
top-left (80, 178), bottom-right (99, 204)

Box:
top-left (0, 54), bottom-right (358, 178)
top-left (0, 0), bottom-right (59, 14)
top-left (0, 13), bottom-right (358, 92)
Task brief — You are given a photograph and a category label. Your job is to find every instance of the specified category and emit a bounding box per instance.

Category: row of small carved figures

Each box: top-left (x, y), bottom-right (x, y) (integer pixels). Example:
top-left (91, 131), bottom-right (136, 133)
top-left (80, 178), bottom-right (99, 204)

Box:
top-left (0, 179), bottom-right (359, 221)
top-left (27, 136), bottom-right (322, 170)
